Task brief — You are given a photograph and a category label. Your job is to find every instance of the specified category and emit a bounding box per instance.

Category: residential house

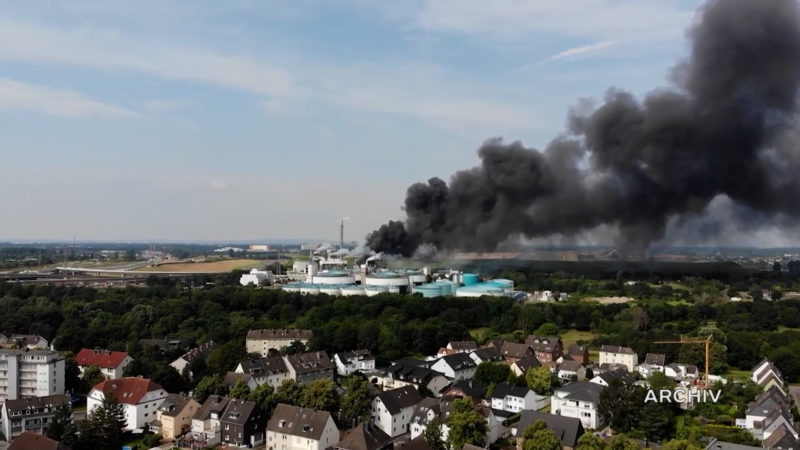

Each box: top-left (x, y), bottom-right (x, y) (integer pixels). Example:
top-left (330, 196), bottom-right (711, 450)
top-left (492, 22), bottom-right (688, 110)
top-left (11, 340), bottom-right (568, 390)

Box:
top-left (742, 386), bottom-right (798, 442)
top-left (284, 351), bottom-right (336, 385)
top-left (590, 367), bottom-right (634, 387)
top-left (664, 363), bottom-right (699, 382)
top-left (170, 341), bottom-right (217, 378)
top-left (235, 356), bottom-right (291, 388)
top-left (220, 399), bottom-right (267, 447)
top-left (379, 359), bottom-right (449, 395)
top-left (334, 422), bottom-right (393, 450)
top-left (598, 345), bottom-right (637, 372)
top-left (499, 342), bottom-right (534, 364)
top-left (431, 354), bottom-right (477, 380)
top-left (490, 383), bottom-right (549, 413)
top-left (191, 395), bottom-right (230, 446)
top-left (152, 394), bottom-right (200, 440)
top-left (513, 411), bottom-right (584, 450)
top-left (87, 377), bottom-right (167, 431)
top-left (246, 329), bottom-right (313, 357)
top-left (440, 380), bottom-right (485, 403)
top-left (267, 403), bottom-right (340, 450)
top-left (637, 353), bottom-right (666, 378)
top-left (371, 385), bottom-right (423, 437)
top-left (525, 336), bottom-right (563, 363)
top-left (447, 341), bottom-right (478, 353)
top-left (334, 350), bottom-right (376, 376)
top-left (409, 398), bottom-right (445, 441)
top-left (0, 349), bottom-right (65, 402)
top-left (567, 345), bottom-right (590, 365)
top-left (468, 348), bottom-right (504, 365)
top-left (1, 394), bottom-right (70, 441)
top-left (0, 334), bottom-right (49, 350)
top-left (222, 372), bottom-right (258, 391)
top-left (751, 359), bottom-right (786, 394)
top-left (550, 381), bottom-right (605, 429)
top-left (7, 431), bottom-right (70, 450)
top-left (510, 356), bottom-right (542, 377)
top-left (763, 424), bottom-right (800, 449)
top-left (75, 348), bottom-right (134, 380)
top-left (557, 361), bottom-right (587, 381)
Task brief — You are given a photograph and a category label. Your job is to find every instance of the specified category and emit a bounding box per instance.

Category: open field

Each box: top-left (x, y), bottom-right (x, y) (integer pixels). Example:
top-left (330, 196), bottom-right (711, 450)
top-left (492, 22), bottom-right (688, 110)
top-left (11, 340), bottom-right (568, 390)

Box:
top-left (133, 259), bottom-right (262, 273)
top-left (722, 369), bottom-right (751, 381)
top-left (583, 296), bottom-right (634, 304)
top-left (560, 329), bottom-right (596, 346)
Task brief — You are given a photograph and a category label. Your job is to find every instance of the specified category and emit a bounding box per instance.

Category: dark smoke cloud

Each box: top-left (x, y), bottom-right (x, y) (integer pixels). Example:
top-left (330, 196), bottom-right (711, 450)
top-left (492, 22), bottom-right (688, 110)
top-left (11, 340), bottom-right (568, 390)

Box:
top-left (367, 0), bottom-right (800, 256)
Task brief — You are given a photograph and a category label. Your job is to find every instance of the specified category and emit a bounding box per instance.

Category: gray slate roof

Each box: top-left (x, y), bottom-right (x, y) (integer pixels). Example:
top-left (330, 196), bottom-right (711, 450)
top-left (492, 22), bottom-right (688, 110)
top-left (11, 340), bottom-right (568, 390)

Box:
top-left (556, 381), bottom-right (604, 404)
top-left (268, 403), bottom-right (333, 440)
top-left (515, 410), bottom-right (584, 448)
top-left (376, 385), bottom-right (424, 415)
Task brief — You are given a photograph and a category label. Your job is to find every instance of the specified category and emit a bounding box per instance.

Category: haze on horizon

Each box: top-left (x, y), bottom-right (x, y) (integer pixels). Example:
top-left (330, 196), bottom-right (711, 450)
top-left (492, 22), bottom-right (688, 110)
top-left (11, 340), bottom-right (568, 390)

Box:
top-left (3, 0), bottom-right (799, 248)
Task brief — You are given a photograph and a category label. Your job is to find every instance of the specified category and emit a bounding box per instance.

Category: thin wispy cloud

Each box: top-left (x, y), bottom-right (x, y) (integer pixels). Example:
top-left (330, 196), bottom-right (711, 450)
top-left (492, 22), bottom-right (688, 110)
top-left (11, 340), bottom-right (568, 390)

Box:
top-left (0, 78), bottom-right (134, 118)
top-left (0, 18), bottom-right (292, 98)
top-left (515, 39), bottom-right (625, 72)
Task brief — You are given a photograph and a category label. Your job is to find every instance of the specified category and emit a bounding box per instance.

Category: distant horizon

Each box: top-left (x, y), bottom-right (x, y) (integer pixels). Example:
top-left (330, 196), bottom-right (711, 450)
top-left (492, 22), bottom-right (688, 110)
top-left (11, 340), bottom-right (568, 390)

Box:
top-left (3, 238), bottom-right (800, 252)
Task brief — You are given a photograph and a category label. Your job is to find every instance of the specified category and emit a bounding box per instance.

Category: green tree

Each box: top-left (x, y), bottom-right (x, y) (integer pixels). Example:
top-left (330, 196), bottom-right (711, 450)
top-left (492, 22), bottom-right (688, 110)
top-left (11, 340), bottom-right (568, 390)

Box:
top-left (662, 440), bottom-right (702, 450)
top-left (46, 401), bottom-right (76, 444)
top-left (522, 420), bottom-right (562, 450)
top-left (474, 363), bottom-right (511, 388)
top-left (81, 365), bottom-right (105, 390)
top-left (80, 392), bottom-right (127, 450)
top-left (445, 397), bottom-right (487, 450)
top-left (300, 379), bottom-right (339, 413)
top-left (526, 366), bottom-right (558, 395)
top-left (598, 378), bottom-right (645, 432)
top-left (638, 401), bottom-right (672, 441)
top-left (576, 433), bottom-right (608, 450)
top-left (535, 323), bottom-right (560, 336)
top-left (193, 375), bottom-right (224, 403)
top-left (424, 416), bottom-right (447, 450)
top-left (341, 375), bottom-right (373, 423)
top-left (248, 383), bottom-right (276, 413)
top-left (608, 434), bottom-right (639, 450)
top-left (229, 379), bottom-right (251, 399)
top-left (274, 379), bottom-right (305, 406)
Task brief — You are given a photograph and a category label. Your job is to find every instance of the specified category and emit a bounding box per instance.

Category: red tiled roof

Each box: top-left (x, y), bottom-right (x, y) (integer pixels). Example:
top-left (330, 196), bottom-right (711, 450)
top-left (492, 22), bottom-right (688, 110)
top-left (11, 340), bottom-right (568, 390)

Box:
top-left (91, 377), bottom-right (163, 405)
top-left (75, 348), bottom-right (130, 369)
top-left (8, 431), bottom-right (69, 450)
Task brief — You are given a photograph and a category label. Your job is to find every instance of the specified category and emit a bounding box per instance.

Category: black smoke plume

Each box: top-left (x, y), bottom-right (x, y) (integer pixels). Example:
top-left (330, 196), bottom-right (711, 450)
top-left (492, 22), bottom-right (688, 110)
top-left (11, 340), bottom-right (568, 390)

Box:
top-left (367, 0), bottom-right (800, 256)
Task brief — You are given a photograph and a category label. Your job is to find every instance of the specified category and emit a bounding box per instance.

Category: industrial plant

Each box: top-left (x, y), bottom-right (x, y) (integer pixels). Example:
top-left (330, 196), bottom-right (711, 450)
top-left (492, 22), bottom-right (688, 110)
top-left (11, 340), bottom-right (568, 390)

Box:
top-left (277, 248), bottom-right (522, 299)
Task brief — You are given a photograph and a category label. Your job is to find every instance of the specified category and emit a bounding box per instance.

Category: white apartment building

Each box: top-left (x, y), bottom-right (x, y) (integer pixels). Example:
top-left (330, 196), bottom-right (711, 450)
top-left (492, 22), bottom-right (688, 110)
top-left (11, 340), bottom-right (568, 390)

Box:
top-left (267, 403), bottom-right (340, 450)
top-left (333, 350), bottom-right (376, 376)
top-left (0, 349), bottom-right (65, 402)
top-left (1, 394), bottom-right (70, 440)
top-left (87, 377), bottom-right (168, 431)
top-left (598, 345), bottom-right (638, 372)
top-left (246, 329), bottom-right (313, 357)
top-left (551, 381), bottom-right (604, 430)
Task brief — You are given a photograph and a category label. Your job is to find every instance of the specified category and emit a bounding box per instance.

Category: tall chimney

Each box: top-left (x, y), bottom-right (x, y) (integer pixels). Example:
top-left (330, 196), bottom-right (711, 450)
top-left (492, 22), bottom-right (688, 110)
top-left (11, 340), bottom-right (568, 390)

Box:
top-left (340, 220), bottom-right (344, 249)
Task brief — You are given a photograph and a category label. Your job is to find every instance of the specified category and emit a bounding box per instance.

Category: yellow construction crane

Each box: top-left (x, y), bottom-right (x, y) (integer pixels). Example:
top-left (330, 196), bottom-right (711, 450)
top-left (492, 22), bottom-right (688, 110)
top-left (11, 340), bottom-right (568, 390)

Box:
top-left (653, 335), bottom-right (713, 388)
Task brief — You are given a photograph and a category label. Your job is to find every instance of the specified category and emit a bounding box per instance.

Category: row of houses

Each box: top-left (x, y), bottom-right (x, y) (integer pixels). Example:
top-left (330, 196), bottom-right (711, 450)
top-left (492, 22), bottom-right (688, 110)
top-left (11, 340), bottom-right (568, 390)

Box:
top-left (735, 359), bottom-right (799, 448)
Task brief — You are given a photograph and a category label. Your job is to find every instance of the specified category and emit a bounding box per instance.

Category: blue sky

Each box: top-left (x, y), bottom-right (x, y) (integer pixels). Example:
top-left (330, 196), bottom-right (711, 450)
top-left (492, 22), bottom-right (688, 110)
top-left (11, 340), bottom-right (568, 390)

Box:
top-left (0, 0), bottom-right (705, 243)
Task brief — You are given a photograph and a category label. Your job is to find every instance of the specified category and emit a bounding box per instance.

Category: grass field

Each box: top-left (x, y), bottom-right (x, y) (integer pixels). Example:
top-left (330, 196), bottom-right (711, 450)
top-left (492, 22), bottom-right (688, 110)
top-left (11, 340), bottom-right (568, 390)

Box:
top-left (134, 259), bottom-right (262, 273)
top-left (560, 329), bottom-right (596, 346)
top-left (723, 369), bottom-right (751, 381)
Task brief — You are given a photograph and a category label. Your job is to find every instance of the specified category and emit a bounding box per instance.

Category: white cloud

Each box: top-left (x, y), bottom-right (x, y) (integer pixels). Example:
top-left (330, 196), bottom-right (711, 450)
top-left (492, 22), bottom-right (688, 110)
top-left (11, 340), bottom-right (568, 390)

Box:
top-left (550, 39), bottom-right (623, 61)
top-left (0, 78), bottom-right (134, 118)
top-left (0, 18), bottom-right (291, 97)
